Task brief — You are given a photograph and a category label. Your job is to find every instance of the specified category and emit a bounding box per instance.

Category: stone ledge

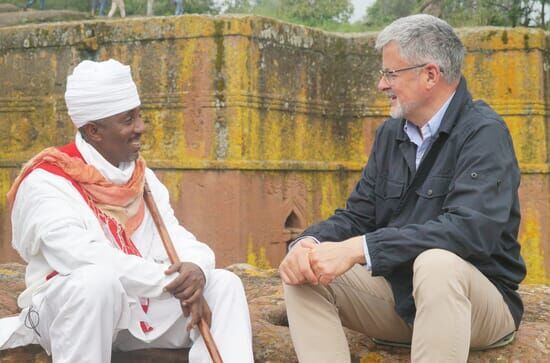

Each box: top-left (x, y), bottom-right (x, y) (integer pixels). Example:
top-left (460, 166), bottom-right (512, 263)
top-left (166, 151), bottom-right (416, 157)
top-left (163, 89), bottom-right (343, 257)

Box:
top-left (0, 4), bottom-right (19, 13)
top-left (0, 263), bottom-right (548, 362)
top-left (0, 9), bottom-right (90, 28)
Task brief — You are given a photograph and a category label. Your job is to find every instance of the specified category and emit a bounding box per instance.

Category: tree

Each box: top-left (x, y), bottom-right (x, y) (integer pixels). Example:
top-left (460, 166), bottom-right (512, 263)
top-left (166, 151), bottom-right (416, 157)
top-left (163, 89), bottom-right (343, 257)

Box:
top-left (365, 0), bottom-right (550, 29)
top-left (364, 0), bottom-right (416, 27)
top-left (222, 0), bottom-right (353, 25)
top-left (183, 0), bottom-right (220, 14)
top-left (279, 0), bottom-right (353, 23)
top-left (422, 0), bottom-right (542, 27)
top-left (220, 0), bottom-right (255, 13)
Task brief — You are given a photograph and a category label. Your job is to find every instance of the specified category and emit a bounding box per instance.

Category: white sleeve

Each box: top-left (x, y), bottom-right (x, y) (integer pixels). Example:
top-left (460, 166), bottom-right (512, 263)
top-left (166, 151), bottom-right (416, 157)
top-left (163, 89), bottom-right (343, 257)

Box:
top-left (362, 235), bottom-right (372, 271)
top-left (11, 169), bottom-right (175, 299)
top-left (144, 169), bottom-right (215, 282)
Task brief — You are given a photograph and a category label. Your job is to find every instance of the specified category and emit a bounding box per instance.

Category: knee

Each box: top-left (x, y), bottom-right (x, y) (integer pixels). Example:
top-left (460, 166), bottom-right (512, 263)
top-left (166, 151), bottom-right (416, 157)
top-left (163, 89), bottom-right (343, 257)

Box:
top-left (413, 249), bottom-right (465, 277)
top-left (65, 265), bottom-right (123, 304)
top-left (412, 249), bottom-right (468, 298)
top-left (208, 269), bottom-right (245, 293)
top-left (283, 282), bottom-right (304, 305)
top-left (283, 282), bottom-right (304, 299)
top-left (283, 281), bottom-right (331, 310)
top-left (283, 283), bottom-right (304, 315)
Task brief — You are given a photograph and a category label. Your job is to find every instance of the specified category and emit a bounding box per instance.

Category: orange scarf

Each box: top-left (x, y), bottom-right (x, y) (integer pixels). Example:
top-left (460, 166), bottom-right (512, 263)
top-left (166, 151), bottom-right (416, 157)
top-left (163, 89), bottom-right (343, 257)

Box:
top-left (7, 146), bottom-right (146, 236)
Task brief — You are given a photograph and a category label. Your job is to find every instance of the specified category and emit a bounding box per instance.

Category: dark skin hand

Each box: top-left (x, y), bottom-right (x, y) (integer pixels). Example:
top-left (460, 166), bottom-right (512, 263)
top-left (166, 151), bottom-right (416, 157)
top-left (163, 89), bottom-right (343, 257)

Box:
top-left (165, 262), bottom-right (211, 330)
top-left (182, 295), bottom-right (212, 331)
top-left (164, 262), bottom-right (206, 307)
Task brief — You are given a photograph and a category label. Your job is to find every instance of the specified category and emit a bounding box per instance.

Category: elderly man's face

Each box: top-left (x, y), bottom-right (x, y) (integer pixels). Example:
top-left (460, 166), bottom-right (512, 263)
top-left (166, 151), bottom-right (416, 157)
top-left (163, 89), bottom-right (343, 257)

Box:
top-left (377, 42), bottom-right (428, 125)
top-left (89, 106), bottom-right (144, 166)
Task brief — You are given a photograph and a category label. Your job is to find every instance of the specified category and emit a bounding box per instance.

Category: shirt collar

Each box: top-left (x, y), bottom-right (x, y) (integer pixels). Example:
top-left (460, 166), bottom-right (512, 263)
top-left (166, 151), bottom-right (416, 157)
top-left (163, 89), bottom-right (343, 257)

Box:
top-left (75, 131), bottom-right (135, 185)
top-left (403, 91), bottom-right (455, 144)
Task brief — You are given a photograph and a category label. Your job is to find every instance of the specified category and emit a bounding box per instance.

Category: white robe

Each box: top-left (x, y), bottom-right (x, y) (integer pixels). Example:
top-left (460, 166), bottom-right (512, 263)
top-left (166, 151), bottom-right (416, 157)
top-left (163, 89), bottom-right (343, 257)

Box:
top-left (0, 133), bottom-right (253, 362)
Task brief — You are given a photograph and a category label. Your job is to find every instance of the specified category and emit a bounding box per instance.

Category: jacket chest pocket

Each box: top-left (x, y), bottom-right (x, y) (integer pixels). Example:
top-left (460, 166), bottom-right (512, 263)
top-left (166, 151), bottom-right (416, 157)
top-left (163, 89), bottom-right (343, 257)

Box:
top-left (416, 176), bottom-right (452, 199)
top-left (414, 176), bottom-right (452, 222)
top-left (374, 177), bottom-right (404, 226)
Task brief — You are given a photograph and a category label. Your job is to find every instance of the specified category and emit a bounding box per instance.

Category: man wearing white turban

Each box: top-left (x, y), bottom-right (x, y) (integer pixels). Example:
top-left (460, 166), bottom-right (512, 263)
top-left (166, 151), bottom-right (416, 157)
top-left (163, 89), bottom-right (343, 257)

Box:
top-left (0, 59), bottom-right (253, 363)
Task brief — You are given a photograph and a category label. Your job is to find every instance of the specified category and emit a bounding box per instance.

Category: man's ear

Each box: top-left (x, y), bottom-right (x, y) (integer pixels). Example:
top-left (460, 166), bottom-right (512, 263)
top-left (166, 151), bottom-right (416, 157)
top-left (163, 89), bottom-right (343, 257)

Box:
top-left (425, 64), bottom-right (442, 89)
top-left (80, 122), bottom-right (103, 143)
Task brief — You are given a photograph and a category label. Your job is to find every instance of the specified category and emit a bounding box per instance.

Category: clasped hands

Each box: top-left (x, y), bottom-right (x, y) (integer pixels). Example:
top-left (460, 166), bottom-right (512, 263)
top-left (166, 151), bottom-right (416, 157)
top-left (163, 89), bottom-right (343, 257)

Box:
top-left (279, 236), bottom-right (366, 286)
top-left (164, 262), bottom-right (211, 331)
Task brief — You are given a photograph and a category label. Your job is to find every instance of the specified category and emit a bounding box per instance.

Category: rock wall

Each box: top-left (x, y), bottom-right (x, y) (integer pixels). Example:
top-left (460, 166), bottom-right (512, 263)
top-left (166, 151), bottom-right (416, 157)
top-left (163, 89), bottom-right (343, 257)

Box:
top-left (0, 16), bottom-right (548, 283)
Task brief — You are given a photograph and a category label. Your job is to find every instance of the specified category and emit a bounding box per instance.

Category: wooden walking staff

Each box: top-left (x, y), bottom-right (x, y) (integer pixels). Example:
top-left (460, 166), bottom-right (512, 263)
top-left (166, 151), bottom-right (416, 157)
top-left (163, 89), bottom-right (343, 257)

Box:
top-left (143, 180), bottom-right (223, 363)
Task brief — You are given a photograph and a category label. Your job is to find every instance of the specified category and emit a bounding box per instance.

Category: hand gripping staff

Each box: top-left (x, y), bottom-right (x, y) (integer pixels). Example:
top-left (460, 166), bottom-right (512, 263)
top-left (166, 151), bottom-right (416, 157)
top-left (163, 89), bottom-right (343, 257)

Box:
top-left (143, 180), bottom-right (223, 363)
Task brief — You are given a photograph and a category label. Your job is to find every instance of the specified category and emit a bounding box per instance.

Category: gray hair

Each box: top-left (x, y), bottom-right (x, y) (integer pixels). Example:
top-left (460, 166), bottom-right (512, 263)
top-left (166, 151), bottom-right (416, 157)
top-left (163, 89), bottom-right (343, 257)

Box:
top-left (375, 14), bottom-right (465, 83)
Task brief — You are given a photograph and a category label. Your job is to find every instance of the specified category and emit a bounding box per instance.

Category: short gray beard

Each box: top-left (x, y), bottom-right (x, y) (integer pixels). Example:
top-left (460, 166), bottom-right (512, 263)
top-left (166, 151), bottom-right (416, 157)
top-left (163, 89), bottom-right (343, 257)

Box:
top-left (390, 99), bottom-right (406, 119)
top-left (390, 105), bottom-right (403, 119)
top-left (390, 98), bottom-right (420, 120)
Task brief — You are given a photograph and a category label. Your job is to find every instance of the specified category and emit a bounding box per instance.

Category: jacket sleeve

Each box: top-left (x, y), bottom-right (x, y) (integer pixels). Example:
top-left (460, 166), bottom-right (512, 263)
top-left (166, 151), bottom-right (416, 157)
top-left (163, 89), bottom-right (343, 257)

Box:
top-left (366, 121), bottom-right (520, 277)
top-left (297, 126), bottom-right (381, 242)
top-left (144, 169), bottom-right (215, 282)
top-left (11, 169), bottom-right (176, 299)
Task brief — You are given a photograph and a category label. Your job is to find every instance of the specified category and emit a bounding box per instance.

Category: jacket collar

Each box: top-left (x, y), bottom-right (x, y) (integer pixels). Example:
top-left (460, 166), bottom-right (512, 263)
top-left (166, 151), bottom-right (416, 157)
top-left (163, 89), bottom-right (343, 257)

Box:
top-left (395, 76), bottom-right (471, 141)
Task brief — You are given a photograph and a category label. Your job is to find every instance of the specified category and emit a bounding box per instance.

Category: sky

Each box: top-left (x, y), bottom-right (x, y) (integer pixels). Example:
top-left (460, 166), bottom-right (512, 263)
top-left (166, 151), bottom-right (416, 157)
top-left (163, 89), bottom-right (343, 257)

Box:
top-left (350, 0), bottom-right (375, 23)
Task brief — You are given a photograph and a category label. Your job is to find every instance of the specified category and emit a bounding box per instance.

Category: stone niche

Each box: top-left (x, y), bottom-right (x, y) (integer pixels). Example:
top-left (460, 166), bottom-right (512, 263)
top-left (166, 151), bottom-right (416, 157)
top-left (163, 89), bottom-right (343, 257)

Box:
top-left (0, 17), bottom-right (548, 283)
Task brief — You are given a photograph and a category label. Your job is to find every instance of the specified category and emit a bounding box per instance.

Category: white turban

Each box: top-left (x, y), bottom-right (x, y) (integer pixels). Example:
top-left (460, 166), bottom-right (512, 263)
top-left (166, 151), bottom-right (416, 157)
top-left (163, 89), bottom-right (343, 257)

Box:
top-left (64, 59), bottom-right (141, 128)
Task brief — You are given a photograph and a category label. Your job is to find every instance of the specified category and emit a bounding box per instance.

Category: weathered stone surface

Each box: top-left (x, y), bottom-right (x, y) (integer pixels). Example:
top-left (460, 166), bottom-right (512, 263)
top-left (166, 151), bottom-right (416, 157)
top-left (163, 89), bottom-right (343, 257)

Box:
top-left (0, 10), bottom-right (90, 28)
top-left (0, 17), bottom-right (548, 283)
top-left (0, 263), bottom-right (24, 318)
top-left (0, 4), bottom-right (19, 13)
top-left (3, 263), bottom-right (546, 362)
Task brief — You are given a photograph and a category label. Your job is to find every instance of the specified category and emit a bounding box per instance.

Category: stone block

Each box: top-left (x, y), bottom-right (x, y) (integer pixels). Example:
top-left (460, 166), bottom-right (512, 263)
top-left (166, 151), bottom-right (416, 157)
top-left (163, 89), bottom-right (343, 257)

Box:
top-left (0, 16), bottom-right (548, 283)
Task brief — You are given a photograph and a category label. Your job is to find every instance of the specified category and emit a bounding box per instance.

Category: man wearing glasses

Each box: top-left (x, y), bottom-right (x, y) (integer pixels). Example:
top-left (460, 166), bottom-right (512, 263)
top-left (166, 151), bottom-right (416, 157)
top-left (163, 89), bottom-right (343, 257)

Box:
top-left (280, 14), bottom-right (525, 362)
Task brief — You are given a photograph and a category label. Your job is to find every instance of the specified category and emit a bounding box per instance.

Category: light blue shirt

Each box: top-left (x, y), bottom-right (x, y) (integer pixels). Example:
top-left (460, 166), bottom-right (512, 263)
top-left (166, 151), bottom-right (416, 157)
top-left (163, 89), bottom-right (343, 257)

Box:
top-left (362, 93), bottom-right (455, 270)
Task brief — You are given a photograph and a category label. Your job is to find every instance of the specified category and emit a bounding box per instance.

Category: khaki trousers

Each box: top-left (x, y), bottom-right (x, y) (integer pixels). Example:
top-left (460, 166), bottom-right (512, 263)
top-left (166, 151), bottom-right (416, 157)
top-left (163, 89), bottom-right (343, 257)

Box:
top-left (284, 248), bottom-right (515, 363)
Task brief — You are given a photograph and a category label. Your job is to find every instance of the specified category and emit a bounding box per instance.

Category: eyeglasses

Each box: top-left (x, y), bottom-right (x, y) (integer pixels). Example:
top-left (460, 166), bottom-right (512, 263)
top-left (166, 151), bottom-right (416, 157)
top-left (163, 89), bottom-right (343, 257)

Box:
top-left (379, 63), bottom-right (428, 84)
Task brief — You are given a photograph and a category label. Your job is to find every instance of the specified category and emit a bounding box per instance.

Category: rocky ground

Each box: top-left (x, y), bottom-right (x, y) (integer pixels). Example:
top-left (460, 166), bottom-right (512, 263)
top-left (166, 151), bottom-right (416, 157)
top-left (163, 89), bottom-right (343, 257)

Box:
top-left (0, 263), bottom-right (549, 362)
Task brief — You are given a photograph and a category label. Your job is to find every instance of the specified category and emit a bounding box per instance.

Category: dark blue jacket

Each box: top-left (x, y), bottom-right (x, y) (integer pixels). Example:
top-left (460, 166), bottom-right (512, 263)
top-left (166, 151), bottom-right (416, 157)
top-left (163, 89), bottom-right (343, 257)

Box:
top-left (300, 77), bottom-right (526, 328)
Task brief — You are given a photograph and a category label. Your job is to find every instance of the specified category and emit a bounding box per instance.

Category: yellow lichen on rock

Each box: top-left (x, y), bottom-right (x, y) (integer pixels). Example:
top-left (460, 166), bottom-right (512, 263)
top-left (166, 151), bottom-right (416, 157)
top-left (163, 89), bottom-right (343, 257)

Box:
top-left (0, 19), bottom-right (548, 279)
